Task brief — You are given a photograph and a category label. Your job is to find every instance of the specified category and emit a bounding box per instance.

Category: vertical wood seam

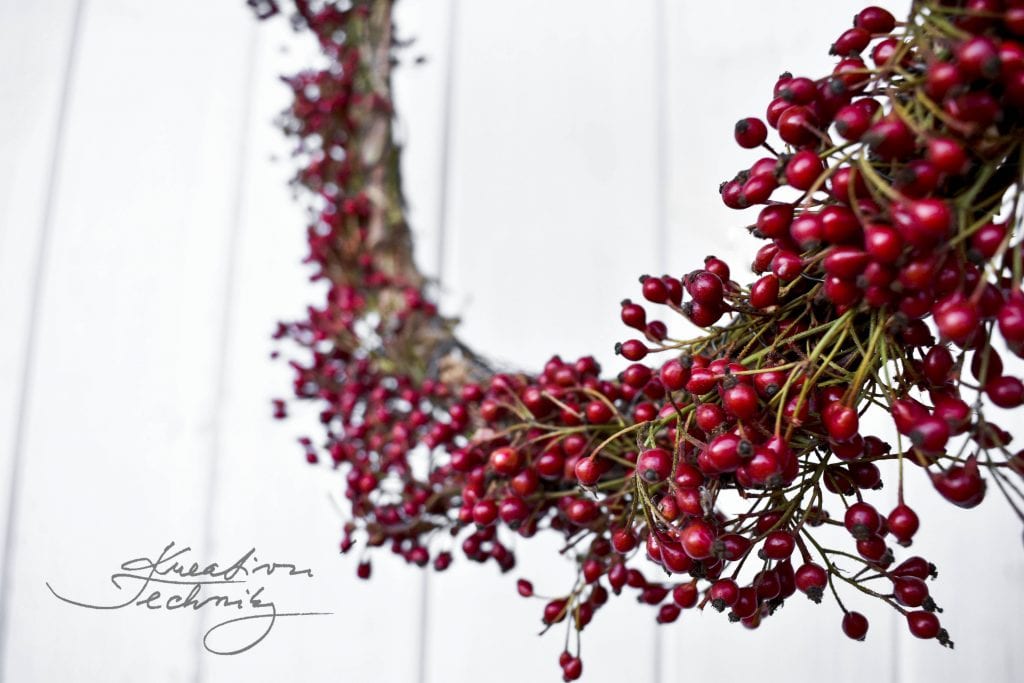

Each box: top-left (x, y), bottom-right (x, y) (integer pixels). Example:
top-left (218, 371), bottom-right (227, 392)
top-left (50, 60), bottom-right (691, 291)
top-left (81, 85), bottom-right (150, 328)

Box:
top-left (0, 1), bottom-right (88, 678)
top-left (191, 23), bottom-right (261, 683)
top-left (417, 3), bottom-right (459, 682)
top-left (653, 0), bottom-right (668, 680)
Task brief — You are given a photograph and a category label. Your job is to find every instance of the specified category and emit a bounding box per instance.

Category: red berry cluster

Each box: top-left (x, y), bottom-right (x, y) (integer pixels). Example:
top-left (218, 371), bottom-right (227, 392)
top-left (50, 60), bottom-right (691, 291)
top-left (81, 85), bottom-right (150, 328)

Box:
top-left (252, 1), bottom-right (1024, 679)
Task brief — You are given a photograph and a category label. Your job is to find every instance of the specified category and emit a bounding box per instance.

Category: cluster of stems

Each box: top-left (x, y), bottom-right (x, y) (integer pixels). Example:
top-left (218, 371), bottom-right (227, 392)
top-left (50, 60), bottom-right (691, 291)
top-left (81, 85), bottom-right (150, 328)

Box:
top-left (252, 1), bottom-right (1024, 679)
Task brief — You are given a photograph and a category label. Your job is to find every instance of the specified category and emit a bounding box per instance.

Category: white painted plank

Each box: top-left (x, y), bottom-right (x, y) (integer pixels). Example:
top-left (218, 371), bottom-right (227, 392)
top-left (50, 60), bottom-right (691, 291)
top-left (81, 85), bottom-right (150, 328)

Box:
top-left (661, 3), bottom-right (1016, 682)
top-left (426, 2), bottom-right (663, 681)
top-left (0, 0), bottom-right (78, 652)
top-left (897, 406), bottom-right (1024, 681)
top-left (661, 2), bottom-right (906, 681)
top-left (393, 0), bottom-right (455, 282)
top-left (197, 5), bottom-right (443, 680)
top-left (1, 1), bottom-right (253, 680)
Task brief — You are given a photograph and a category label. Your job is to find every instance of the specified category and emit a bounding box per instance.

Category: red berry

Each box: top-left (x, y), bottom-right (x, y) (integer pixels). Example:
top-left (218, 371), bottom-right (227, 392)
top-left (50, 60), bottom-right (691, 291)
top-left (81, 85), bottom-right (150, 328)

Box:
top-left (909, 415), bottom-right (951, 453)
top-left (844, 502), bottom-right (882, 538)
top-left (722, 382), bottom-right (759, 420)
top-left (785, 150), bottom-right (823, 189)
top-left (892, 199), bottom-right (952, 247)
top-left (999, 298), bottom-right (1024, 343)
top-left (795, 563), bottom-right (827, 602)
top-left (824, 403), bottom-right (859, 441)
top-left (761, 531), bottom-right (796, 560)
top-left (931, 456), bottom-right (986, 508)
top-left (566, 499), bottom-right (599, 525)
top-left (926, 62), bottom-right (964, 100)
top-left (637, 448), bottom-right (673, 482)
top-left (790, 212), bottom-right (824, 249)
top-left (922, 346), bottom-right (954, 385)
top-left (679, 519), bottom-right (716, 560)
top-left (906, 611), bottom-right (942, 640)
top-left (772, 250), bottom-right (803, 281)
top-left (756, 204), bottom-right (794, 239)
top-left (562, 656), bottom-right (583, 681)
top-left (499, 496), bottom-right (529, 527)
top-left (926, 137), bottom-right (969, 175)
top-left (894, 576), bottom-right (929, 608)
top-left (956, 36), bottom-right (1001, 81)
top-left (817, 205), bottom-right (859, 246)
top-left (834, 103), bottom-right (872, 140)
top-left (842, 611), bottom-right (869, 641)
top-left (864, 115), bottom-right (915, 160)
top-left (735, 117), bottom-right (769, 148)
top-left (472, 499), bottom-right (499, 527)
top-left (986, 375), bottom-right (1024, 408)
top-left (672, 582), bottom-right (699, 609)
top-left (832, 27), bottom-right (871, 56)
top-left (686, 270), bottom-right (725, 305)
top-left (660, 358), bottom-right (689, 391)
top-left (823, 247), bottom-right (869, 279)
top-left (855, 6), bottom-right (895, 33)
top-left (749, 274), bottom-right (780, 309)
top-left (933, 300), bottom-right (979, 344)
top-left (695, 402), bottom-right (726, 432)
top-left (779, 76), bottom-right (818, 104)
top-left (707, 578), bottom-right (740, 610)
top-left (641, 275), bottom-right (669, 303)
top-left (585, 400), bottom-right (614, 424)
top-left (611, 527), bottom-right (638, 554)
top-left (617, 339), bottom-right (648, 361)
top-left (620, 300), bottom-right (647, 330)
top-left (777, 105), bottom-right (819, 146)
top-left (704, 255), bottom-right (731, 283)
top-left (489, 447), bottom-right (521, 476)
top-left (971, 222), bottom-right (1006, 259)
top-left (574, 457), bottom-right (604, 486)
top-left (888, 504), bottom-right (920, 545)
top-left (543, 599), bottom-right (568, 624)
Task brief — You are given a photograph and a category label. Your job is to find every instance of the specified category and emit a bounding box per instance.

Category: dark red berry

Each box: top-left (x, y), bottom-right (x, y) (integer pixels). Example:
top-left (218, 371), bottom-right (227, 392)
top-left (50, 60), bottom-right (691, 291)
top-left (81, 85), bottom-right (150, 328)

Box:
top-left (842, 611), bottom-right (869, 641)
top-left (637, 448), bottom-right (673, 482)
top-left (735, 117), bottom-right (769, 148)
top-left (855, 6), bottom-right (895, 33)
top-left (785, 150), bottom-right (823, 190)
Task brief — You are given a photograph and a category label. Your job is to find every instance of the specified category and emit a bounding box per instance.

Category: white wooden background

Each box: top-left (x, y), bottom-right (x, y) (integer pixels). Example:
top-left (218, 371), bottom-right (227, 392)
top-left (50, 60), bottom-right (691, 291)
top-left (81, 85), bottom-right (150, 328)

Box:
top-left (0, 1), bottom-right (1020, 681)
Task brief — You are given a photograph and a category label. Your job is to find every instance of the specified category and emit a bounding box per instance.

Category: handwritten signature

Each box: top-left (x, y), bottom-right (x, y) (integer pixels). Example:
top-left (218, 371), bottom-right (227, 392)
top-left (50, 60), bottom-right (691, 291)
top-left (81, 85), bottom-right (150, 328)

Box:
top-left (46, 541), bottom-right (331, 654)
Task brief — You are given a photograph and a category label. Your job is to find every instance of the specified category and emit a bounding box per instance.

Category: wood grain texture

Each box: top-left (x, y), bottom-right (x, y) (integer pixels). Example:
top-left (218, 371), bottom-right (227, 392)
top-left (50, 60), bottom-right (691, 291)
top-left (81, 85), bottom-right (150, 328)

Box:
top-left (198, 5), bottom-right (443, 680)
top-left (0, 1), bottom-right (79, 662)
top-left (423, 2), bottom-right (664, 682)
top-left (660, 4), bottom-right (907, 681)
top-left (0, 1), bottom-right (1022, 681)
top-left (2, 1), bottom-right (254, 679)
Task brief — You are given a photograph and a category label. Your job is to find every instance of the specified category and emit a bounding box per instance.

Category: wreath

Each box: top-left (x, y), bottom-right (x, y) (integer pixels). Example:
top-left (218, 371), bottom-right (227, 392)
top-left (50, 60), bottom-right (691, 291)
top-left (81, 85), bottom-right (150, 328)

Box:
top-left (251, 1), bottom-right (1024, 679)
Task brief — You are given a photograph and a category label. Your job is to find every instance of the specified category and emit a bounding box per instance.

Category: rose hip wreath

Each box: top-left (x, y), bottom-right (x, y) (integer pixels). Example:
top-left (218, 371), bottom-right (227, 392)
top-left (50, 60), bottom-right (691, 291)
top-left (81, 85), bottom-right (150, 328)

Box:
top-left (253, 1), bottom-right (1024, 679)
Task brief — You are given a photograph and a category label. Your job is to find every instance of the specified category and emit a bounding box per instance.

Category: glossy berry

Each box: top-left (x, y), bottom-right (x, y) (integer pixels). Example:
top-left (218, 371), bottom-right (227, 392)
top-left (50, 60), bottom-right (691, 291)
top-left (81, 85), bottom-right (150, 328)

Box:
top-left (842, 611), bottom-right (869, 641)
top-left (723, 382), bottom-right (759, 419)
top-left (637, 448), bottom-right (673, 482)
top-left (735, 117), bottom-right (769, 148)
top-left (824, 403), bottom-right (859, 441)
top-left (855, 6), bottom-right (895, 33)
top-left (761, 531), bottom-right (796, 560)
top-left (795, 563), bottom-right (827, 602)
top-left (679, 520), bottom-right (716, 560)
top-left (786, 150), bottom-right (823, 190)
top-left (906, 611), bottom-right (941, 640)
top-left (777, 105), bottom-right (819, 146)
top-left (844, 502), bottom-right (882, 539)
top-left (887, 504), bottom-right (920, 545)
